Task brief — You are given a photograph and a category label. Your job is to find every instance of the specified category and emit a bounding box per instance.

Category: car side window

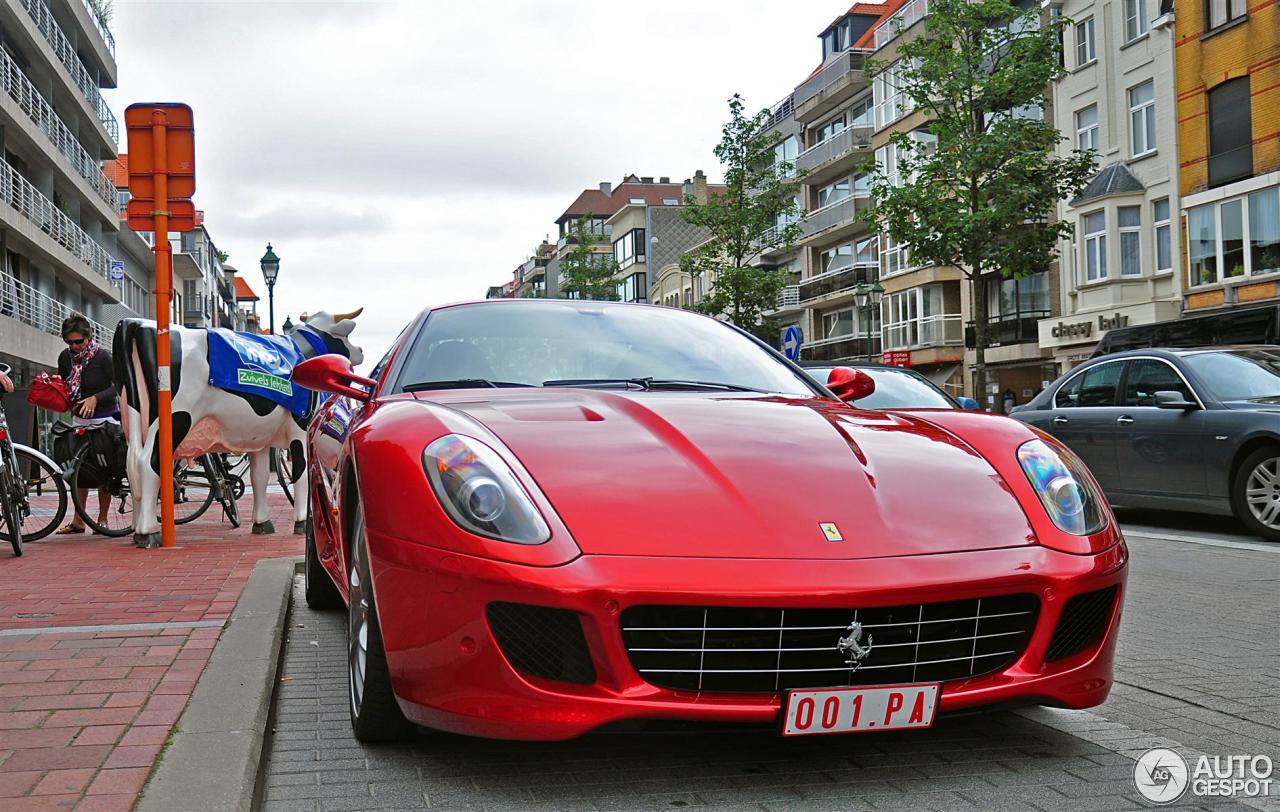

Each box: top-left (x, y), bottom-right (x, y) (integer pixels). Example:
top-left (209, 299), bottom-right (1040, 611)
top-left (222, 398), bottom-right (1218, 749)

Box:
top-left (1122, 358), bottom-right (1193, 406)
top-left (1055, 361), bottom-right (1124, 408)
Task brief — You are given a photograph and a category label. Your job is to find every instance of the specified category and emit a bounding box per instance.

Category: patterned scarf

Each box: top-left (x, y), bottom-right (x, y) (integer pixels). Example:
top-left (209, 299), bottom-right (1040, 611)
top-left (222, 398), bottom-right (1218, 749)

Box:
top-left (67, 338), bottom-right (100, 404)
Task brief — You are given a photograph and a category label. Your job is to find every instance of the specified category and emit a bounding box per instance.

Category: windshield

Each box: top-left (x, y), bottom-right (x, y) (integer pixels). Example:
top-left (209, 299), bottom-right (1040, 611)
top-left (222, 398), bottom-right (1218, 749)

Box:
top-left (396, 301), bottom-right (817, 396)
top-left (805, 367), bottom-right (955, 409)
top-left (1184, 349), bottom-right (1280, 401)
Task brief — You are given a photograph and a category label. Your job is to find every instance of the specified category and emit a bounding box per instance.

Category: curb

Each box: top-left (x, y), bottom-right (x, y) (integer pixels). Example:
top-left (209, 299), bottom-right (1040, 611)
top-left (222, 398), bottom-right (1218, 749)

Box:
top-left (136, 555), bottom-right (301, 812)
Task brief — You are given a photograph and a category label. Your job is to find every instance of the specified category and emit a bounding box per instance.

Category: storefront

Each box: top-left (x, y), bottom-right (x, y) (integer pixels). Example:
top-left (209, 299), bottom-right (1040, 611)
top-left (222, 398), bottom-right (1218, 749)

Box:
top-left (1037, 300), bottom-right (1182, 372)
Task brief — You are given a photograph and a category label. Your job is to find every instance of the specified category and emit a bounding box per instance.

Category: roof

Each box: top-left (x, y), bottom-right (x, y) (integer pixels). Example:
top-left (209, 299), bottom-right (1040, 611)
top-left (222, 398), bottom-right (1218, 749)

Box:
top-left (1070, 163), bottom-right (1146, 206)
top-left (105, 154), bottom-right (128, 188)
top-left (822, 1), bottom-right (896, 34)
top-left (557, 175), bottom-right (727, 222)
top-left (233, 277), bottom-right (259, 301)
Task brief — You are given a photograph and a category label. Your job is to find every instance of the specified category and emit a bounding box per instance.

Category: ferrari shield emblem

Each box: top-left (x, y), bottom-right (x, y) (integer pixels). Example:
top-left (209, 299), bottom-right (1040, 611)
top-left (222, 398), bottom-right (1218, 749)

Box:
top-left (819, 522), bottom-right (843, 542)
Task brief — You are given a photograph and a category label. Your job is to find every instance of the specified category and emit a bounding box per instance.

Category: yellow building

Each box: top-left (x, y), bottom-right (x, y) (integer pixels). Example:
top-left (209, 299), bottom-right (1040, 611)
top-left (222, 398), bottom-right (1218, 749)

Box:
top-left (1176, 0), bottom-right (1280, 313)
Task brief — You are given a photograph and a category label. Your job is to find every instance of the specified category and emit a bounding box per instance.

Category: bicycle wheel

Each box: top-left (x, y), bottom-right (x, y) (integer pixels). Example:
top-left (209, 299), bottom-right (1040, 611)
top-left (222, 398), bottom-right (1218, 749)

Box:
top-left (11, 446), bottom-right (67, 542)
top-left (207, 456), bottom-right (241, 528)
top-left (1, 466), bottom-right (23, 556)
top-left (70, 461), bottom-right (133, 537)
top-left (274, 446), bottom-right (295, 506)
top-left (173, 458), bottom-right (216, 525)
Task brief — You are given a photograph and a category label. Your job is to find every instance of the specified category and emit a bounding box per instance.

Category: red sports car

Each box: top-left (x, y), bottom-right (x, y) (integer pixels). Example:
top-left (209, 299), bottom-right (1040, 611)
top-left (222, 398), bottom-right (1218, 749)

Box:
top-left (294, 300), bottom-right (1127, 742)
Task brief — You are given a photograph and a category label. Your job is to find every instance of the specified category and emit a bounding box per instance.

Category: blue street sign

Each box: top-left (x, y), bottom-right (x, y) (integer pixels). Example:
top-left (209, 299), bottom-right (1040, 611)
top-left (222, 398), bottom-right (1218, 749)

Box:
top-left (782, 324), bottom-right (803, 361)
top-left (109, 260), bottom-right (125, 283)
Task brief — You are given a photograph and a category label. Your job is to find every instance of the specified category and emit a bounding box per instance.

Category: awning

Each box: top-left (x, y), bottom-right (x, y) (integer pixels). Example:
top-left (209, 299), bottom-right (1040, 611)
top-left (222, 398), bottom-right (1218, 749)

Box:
top-left (922, 364), bottom-right (962, 392)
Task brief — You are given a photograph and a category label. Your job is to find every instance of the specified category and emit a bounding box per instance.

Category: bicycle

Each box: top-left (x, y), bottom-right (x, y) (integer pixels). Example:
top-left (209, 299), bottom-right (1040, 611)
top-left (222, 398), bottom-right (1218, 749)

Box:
top-left (273, 446), bottom-right (298, 505)
top-left (0, 365), bottom-right (69, 555)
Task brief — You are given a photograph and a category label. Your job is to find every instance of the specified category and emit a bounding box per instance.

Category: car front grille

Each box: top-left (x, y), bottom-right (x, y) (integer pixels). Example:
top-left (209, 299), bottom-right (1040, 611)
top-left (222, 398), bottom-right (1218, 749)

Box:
top-left (1045, 586), bottom-right (1118, 662)
top-left (621, 595), bottom-right (1039, 693)
top-left (486, 602), bottom-right (596, 685)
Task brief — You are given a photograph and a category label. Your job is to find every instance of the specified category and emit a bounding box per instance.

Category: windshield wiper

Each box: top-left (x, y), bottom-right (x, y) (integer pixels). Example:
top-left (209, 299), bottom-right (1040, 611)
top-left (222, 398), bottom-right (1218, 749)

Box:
top-left (646, 379), bottom-right (766, 393)
top-left (543, 378), bottom-right (653, 390)
top-left (403, 379), bottom-right (533, 392)
top-left (542, 377), bottom-right (765, 393)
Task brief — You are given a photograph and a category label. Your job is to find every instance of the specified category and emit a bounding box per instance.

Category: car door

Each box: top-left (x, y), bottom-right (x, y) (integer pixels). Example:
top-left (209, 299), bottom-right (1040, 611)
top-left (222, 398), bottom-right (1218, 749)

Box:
top-left (1037, 359), bottom-right (1127, 492)
top-left (1112, 357), bottom-right (1210, 498)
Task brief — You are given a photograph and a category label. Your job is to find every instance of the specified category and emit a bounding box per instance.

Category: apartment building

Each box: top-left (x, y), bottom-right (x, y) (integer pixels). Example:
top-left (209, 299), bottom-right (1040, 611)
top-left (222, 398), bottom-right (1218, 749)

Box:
top-left (0, 0), bottom-right (123, 385)
top-left (1038, 0), bottom-right (1182, 370)
top-left (1175, 0), bottom-right (1280, 318)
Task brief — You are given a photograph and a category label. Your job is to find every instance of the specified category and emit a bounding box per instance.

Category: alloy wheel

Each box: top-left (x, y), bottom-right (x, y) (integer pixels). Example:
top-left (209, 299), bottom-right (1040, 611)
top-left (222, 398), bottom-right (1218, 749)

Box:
top-left (1244, 457), bottom-right (1280, 529)
top-left (348, 530), bottom-right (370, 717)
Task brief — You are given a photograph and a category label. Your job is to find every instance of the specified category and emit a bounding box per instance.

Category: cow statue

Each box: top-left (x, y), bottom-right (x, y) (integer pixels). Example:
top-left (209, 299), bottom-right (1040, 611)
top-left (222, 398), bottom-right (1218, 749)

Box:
top-left (114, 309), bottom-right (363, 549)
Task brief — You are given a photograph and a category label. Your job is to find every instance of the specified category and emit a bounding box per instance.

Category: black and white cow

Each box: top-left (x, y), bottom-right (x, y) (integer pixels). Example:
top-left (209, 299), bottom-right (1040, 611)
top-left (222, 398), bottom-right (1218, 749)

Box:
top-left (114, 309), bottom-right (363, 548)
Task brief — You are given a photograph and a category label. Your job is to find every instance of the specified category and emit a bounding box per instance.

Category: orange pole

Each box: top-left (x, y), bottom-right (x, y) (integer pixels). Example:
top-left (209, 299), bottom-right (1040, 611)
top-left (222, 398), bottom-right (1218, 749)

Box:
top-left (151, 109), bottom-right (175, 549)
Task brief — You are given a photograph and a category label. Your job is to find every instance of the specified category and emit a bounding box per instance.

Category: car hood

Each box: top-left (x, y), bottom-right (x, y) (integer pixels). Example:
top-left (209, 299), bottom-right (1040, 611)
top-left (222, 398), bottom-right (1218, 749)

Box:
top-left (419, 391), bottom-right (1036, 560)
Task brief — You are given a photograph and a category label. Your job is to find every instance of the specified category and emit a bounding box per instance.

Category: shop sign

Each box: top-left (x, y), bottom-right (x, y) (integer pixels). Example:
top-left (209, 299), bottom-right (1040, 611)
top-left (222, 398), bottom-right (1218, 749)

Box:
top-left (882, 351), bottom-right (912, 368)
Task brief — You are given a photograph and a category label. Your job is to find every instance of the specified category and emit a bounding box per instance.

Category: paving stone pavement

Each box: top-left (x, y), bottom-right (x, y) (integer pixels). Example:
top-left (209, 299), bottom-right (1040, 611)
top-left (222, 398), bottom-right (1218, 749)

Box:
top-left (261, 524), bottom-right (1279, 812)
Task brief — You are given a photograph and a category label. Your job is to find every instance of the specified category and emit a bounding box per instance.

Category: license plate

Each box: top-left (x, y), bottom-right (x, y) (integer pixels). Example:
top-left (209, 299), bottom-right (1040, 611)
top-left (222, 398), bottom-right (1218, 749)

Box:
top-left (781, 683), bottom-right (939, 736)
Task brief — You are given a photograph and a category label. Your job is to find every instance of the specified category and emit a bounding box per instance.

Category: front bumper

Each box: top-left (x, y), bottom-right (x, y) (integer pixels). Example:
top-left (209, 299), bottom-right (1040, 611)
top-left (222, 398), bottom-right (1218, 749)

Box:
top-left (369, 533), bottom-right (1127, 740)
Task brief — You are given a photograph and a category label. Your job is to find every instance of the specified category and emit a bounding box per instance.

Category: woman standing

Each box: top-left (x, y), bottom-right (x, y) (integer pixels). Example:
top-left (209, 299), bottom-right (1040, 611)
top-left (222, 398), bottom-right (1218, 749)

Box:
top-left (55, 313), bottom-right (118, 534)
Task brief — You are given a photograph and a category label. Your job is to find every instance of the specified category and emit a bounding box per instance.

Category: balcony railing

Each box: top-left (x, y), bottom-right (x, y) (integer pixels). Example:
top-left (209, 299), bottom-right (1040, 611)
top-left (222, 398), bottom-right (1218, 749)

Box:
top-left (77, 0), bottom-right (115, 56)
top-left (964, 313), bottom-right (1047, 347)
top-left (0, 160), bottom-right (116, 282)
top-left (765, 94), bottom-right (794, 129)
top-left (884, 314), bottom-right (963, 350)
top-left (0, 46), bottom-right (115, 209)
top-left (17, 0), bottom-right (118, 142)
top-left (795, 49), bottom-right (872, 108)
top-left (0, 272), bottom-right (110, 344)
top-left (798, 262), bottom-right (876, 303)
top-left (795, 126), bottom-right (873, 176)
top-left (874, 0), bottom-right (929, 50)
top-left (775, 285), bottom-right (800, 310)
top-left (800, 193), bottom-right (868, 240)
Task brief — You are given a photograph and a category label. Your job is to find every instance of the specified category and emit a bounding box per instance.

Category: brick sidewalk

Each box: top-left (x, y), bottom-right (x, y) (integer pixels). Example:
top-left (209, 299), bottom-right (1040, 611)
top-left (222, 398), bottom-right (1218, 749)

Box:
top-left (0, 493), bottom-right (303, 812)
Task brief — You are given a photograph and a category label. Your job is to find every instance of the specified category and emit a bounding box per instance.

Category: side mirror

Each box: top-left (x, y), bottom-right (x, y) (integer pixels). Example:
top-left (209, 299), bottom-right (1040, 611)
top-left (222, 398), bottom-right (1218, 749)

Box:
top-left (1154, 390), bottom-right (1198, 410)
top-left (956, 396), bottom-right (981, 411)
top-left (827, 367), bottom-right (876, 403)
top-left (293, 354), bottom-right (375, 403)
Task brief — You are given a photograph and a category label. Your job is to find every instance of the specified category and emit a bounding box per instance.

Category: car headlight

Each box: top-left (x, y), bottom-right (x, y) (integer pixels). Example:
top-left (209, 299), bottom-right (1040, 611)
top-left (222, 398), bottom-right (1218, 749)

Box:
top-left (423, 434), bottom-right (550, 544)
top-left (1016, 438), bottom-right (1107, 536)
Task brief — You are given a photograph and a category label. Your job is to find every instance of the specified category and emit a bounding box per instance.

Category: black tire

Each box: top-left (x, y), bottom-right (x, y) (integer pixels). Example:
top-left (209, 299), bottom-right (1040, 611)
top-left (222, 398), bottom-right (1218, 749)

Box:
top-left (304, 511), bottom-right (342, 610)
top-left (212, 464), bottom-right (240, 529)
top-left (11, 446), bottom-right (67, 542)
top-left (173, 458), bottom-right (217, 524)
top-left (347, 502), bottom-right (414, 742)
top-left (1, 464), bottom-right (23, 556)
top-left (275, 447), bottom-right (295, 506)
top-left (1232, 446), bottom-right (1280, 542)
top-left (70, 459), bottom-right (133, 537)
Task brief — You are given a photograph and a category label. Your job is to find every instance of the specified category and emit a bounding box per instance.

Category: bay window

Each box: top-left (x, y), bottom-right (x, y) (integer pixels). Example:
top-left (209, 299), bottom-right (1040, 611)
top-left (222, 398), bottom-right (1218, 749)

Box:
top-left (612, 228), bottom-right (646, 269)
top-left (1186, 187), bottom-right (1280, 286)
top-left (1119, 206), bottom-right (1142, 276)
top-left (1084, 210), bottom-right (1107, 282)
top-left (1188, 206), bottom-right (1218, 286)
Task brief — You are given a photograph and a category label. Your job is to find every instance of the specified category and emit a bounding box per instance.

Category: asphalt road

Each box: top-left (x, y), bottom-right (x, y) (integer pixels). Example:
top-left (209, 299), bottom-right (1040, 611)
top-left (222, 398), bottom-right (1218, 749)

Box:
top-left (258, 513), bottom-right (1279, 811)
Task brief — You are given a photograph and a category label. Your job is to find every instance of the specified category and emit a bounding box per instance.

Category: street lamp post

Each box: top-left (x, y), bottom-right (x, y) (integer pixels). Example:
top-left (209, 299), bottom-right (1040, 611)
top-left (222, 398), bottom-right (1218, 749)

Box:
top-left (260, 243), bottom-right (280, 333)
top-left (853, 281), bottom-right (886, 362)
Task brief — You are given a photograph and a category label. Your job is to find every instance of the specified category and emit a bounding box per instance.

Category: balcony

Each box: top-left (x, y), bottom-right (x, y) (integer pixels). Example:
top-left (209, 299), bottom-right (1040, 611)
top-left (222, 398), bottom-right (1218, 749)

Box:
top-left (764, 94), bottom-right (794, 131)
top-left (798, 263), bottom-right (876, 306)
top-left (556, 225), bottom-right (611, 251)
top-left (798, 193), bottom-right (870, 243)
top-left (76, 0), bottom-right (115, 56)
top-left (17, 0), bottom-right (118, 142)
top-left (795, 126), bottom-right (873, 186)
top-left (774, 285), bottom-right (800, 312)
top-left (804, 332), bottom-right (883, 363)
top-left (0, 45), bottom-right (116, 210)
top-left (965, 314), bottom-right (1047, 348)
top-left (794, 49), bottom-right (873, 124)
top-left (884, 314), bottom-right (963, 350)
top-left (0, 160), bottom-right (117, 284)
top-left (0, 272), bottom-right (110, 345)
top-left (874, 0), bottom-right (929, 50)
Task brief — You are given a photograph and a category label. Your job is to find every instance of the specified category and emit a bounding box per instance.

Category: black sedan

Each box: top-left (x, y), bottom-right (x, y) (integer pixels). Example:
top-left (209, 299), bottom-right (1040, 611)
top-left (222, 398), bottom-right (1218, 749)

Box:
top-left (1012, 346), bottom-right (1280, 540)
top-left (802, 364), bottom-right (979, 410)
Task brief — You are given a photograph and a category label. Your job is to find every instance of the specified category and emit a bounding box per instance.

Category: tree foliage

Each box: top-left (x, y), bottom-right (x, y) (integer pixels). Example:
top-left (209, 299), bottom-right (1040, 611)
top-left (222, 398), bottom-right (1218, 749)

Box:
top-left (681, 95), bottom-right (804, 338)
top-left (861, 0), bottom-right (1095, 399)
top-left (557, 215), bottom-right (620, 301)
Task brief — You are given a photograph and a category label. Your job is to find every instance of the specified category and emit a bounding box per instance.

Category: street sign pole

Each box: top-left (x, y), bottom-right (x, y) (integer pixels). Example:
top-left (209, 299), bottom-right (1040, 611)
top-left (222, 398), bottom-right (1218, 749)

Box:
top-left (151, 109), bottom-right (176, 549)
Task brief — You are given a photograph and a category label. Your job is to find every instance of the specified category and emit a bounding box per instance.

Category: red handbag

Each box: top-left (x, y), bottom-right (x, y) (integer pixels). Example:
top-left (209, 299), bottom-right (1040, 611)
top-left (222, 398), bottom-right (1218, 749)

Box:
top-left (27, 373), bottom-right (71, 412)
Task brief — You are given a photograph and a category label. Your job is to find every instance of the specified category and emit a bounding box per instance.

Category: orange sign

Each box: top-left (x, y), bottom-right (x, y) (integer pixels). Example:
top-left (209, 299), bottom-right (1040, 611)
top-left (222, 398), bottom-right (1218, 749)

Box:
top-left (124, 104), bottom-right (195, 199)
top-left (126, 199), bottom-right (197, 232)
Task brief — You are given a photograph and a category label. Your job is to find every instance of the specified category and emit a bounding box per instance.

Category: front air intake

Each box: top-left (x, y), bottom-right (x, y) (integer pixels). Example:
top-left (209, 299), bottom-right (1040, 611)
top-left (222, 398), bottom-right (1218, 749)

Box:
top-left (486, 602), bottom-right (596, 685)
top-left (1045, 586), bottom-right (1118, 662)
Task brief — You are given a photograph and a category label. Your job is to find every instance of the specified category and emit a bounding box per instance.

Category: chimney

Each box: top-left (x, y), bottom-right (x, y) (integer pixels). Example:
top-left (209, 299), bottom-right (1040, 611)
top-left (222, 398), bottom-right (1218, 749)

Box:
top-left (693, 169), bottom-right (709, 205)
top-left (640, 176), bottom-right (654, 183)
top-left (599, 181), bottom-right (612, 195)
top-left (659, 176), bottom-right (670, 183)
top-left (682, 178), bottom-right (693, 199)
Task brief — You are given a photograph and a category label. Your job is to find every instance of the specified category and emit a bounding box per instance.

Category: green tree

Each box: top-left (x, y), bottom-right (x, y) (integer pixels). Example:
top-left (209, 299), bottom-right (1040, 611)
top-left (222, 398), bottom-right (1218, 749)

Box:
top-left (861, 0), bottom-right (1095, 403)
top-left (557, 215), bottom-right (621, 301)
top-left (681, 95), bottom-right (804, 339)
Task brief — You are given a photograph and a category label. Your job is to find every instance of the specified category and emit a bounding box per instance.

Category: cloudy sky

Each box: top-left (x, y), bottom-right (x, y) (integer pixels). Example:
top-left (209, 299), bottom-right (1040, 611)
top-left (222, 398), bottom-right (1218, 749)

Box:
top-left (108, 0), bottom-right (855, 366)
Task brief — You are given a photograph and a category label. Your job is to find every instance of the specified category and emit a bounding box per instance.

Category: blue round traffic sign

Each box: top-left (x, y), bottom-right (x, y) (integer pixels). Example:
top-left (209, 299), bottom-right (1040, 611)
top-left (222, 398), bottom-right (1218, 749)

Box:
top-left (782, 325), bottom-right (803, 361)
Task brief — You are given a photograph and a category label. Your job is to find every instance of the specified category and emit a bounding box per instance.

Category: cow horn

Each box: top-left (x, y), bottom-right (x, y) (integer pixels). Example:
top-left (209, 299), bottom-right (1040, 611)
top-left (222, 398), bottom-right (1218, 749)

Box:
top-left (298, 312), bottom-right (309, 323)
top-left (332, 307), bottom-right (363, 322)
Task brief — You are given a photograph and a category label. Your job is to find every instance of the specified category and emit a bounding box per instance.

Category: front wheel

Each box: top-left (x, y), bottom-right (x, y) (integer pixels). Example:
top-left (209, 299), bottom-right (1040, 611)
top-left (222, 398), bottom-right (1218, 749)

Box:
top-left (10, 446), bottom-right (67, 542)
top-left (347, 502), bottom-right (414, 742)
top-left (0, 465), bottom-right (23, 556)
top-left (1233, 447), bottom-right (1280, 542)
top-left (304, 509), bottom-right (342, 610)
top-left (70, 458), bottom-right (133, 537)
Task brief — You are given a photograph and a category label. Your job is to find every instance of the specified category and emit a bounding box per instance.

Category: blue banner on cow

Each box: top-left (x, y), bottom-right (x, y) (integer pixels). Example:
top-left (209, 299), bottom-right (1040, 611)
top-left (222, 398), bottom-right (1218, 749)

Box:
top-left (206, 329), bottom-right (310, 416)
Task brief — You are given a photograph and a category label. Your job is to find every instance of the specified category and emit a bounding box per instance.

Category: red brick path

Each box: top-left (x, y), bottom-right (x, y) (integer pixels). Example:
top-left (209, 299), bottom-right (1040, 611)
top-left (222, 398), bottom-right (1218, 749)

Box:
top-left (0, 494), bottom-right (302, 811)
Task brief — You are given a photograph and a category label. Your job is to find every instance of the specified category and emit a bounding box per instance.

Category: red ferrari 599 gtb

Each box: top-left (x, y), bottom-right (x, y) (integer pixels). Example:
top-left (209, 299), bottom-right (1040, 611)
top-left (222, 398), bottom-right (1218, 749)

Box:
top-left (293, 299), bottom-right (1127, 742)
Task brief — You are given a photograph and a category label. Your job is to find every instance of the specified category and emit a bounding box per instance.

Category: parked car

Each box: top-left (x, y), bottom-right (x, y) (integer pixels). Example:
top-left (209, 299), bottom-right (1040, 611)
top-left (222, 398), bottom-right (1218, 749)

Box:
top-left (801, 363), bottom-right (980, 411)
top-left (1012, 346), bottom-right (1280, 540)
top-left (294, 299), bottom-right (1126, 743)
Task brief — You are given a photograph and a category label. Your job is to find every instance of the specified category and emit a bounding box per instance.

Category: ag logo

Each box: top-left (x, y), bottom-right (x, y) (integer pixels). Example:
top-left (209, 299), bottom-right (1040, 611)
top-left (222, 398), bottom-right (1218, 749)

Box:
top-left (819, 522), bottom-right (843, 542)
top-left (1133, 748), bottom-right (1189, 804)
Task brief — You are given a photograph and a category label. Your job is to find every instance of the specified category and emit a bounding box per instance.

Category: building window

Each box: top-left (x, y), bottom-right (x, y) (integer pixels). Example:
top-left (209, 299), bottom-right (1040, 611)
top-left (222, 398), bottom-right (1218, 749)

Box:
top-left (617, 272), bottom-right (647, 303)
top-left (881, 231), bottom-right (910, 277)
top-left (989, 273), bottom-right (1050, 321)
top-left (1206, 0), bottom-right (1246, 29)
top-left (1153, 198), bottom-right (1171, 273)
top-left (823, 308), bottom-right (855, 339)
top-left (818, 179), bottom-right (851, 209)
top-left (1124, 0), bottom-right (1148, 41)
top-left (854, 235), bottom-right (878, 267)
top-left (1129, 81), bottom-right (1156, 156)
top-left (820, 243), bottom-right (854, 275)
top-left (1076, 105), bottom-right (1099, 152)
top-left (774, 135), bottom-right (799, 178)
top-left (1184, 186), bottom-right (1280, 284)
top-left (612, 228), bottom-right (645, 269)
top-left (1084, 210), bottom-right (1107, 282)
top-left (872, 61), bottom-right (913, 130)
top-left (815, 114), bottom-right (847, 145)
top-left (1119, 206), bottom-right (1142, 276)
top-left (1075, 18), bottom-right (1096, 65)
top-left (1188, 205), bottom-right (1218, 285)
top-left (1207, 77), bottom-right (1252, 188)
top-left (1250, 187), bottom-right (1280, 276)
top-left (1222, 198), bottom-right (1246, 278)
top-left (849, 96), bottom-right (873, 129)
